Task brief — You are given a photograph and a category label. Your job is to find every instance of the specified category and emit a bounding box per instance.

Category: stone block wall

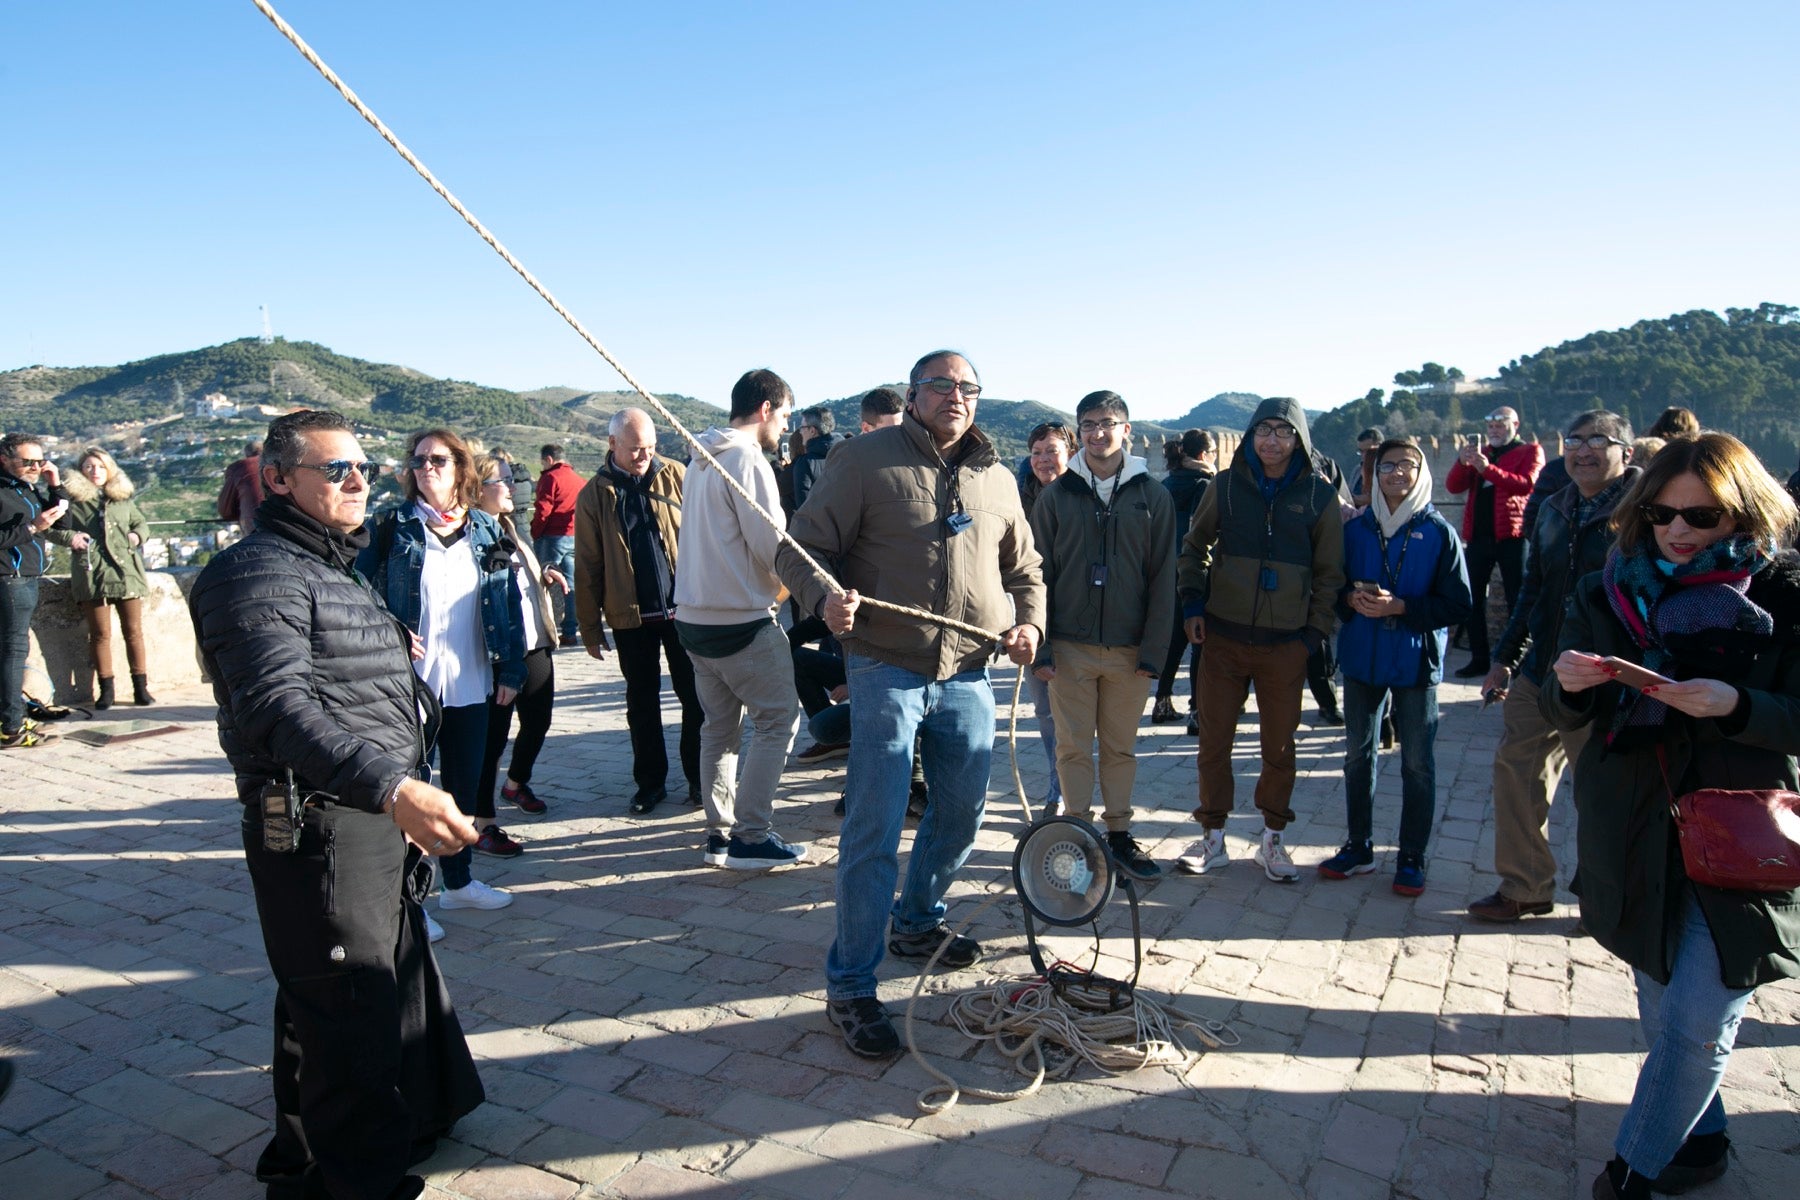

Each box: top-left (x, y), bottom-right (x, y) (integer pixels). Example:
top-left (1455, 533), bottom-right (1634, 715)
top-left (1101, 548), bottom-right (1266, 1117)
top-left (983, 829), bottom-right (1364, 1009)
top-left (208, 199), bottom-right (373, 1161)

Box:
top-left (25, 570), bottom-right (205, 705)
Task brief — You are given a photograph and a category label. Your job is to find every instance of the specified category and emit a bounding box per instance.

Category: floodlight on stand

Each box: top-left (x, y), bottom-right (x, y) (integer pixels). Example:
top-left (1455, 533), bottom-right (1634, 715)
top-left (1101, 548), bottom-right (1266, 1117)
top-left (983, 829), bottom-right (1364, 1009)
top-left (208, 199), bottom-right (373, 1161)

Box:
top-left (1011, 815), bottom-right (1142, 1008)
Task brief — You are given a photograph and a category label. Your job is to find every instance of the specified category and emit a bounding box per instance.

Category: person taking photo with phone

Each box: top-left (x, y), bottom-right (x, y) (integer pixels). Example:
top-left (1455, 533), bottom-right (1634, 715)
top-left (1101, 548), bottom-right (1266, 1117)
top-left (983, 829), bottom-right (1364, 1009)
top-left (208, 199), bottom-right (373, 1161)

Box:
top-left (1, 432), bottom-right (90, 749)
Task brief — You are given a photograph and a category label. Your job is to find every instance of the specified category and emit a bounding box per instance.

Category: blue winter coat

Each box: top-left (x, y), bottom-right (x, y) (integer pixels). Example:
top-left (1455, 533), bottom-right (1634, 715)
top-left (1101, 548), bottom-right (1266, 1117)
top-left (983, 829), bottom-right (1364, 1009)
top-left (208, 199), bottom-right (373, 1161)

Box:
top-left (355, 506), bottom-right (528, 692)
top-left (1335, 505), bottom-right (1472, 690)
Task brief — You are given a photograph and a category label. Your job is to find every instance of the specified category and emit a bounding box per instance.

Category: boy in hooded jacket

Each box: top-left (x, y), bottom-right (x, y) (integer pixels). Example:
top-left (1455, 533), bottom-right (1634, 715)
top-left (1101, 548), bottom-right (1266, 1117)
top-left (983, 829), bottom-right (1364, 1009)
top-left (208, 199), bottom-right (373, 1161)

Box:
top-left (1319, 438), bottom-right (1472, 895)
top-left (1177, 398), bottom-right (1345, 881)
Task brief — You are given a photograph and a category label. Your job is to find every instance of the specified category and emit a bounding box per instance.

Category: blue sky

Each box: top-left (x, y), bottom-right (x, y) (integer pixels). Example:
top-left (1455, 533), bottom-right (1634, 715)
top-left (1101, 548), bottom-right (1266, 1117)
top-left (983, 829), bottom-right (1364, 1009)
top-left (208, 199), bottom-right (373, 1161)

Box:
top-left (4, 1), bottom-right (1796, 420)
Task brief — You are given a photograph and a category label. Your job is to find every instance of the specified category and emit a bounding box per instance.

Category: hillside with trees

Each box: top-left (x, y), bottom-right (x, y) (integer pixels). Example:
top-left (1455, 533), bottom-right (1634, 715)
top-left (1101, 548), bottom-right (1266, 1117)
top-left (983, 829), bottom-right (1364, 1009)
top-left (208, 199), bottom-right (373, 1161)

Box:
top-left (1308, 304), bottom-right (1800, 466)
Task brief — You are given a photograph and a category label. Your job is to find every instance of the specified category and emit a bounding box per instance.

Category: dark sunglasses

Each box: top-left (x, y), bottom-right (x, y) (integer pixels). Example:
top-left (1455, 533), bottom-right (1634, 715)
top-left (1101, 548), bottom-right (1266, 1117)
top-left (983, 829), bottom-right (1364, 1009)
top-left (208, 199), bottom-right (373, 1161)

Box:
top-left (1640, 503), bottom-right (1728, 530)
top-left (294, 460), bottom-right (381, 484)
top-left (408, 453), bottom-right (454, 471)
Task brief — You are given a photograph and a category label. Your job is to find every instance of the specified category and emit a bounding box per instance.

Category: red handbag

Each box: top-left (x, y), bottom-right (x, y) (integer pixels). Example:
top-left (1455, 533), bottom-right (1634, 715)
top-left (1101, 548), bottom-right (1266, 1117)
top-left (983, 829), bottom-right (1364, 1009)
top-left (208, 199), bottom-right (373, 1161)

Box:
top-left (1657, 746), bottom-right (1800, 892)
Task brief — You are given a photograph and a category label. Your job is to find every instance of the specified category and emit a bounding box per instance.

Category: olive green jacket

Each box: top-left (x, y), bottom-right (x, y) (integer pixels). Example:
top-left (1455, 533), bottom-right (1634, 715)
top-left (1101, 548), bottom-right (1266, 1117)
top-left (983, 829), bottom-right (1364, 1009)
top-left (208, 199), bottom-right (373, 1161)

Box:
top-left (1542, 553), bottom-right (1800, 988)
top-left (61, 473), bottom-right (150, 602)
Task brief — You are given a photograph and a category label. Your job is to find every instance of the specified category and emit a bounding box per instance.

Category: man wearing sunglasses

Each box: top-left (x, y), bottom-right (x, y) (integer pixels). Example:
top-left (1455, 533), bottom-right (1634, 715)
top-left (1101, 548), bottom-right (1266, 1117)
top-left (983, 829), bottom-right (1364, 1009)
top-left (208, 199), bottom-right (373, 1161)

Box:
top-left (1446, 406), bottom-right (1543, 679)
top-left (2, 432), bottom-right (88, 749)
top-left (1469, 410), bottom-right (1639, 923)
top-left (188, 409), bottom-right (485, 1199)
top-left (779, 349), bottom-right (1044, 1059)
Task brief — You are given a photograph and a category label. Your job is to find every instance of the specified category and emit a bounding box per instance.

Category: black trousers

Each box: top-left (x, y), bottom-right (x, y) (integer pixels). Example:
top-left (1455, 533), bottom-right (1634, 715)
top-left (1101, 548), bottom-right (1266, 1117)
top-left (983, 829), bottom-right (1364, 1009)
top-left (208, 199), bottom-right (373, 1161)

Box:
top-left (612, 618), bottom-right (703, 792)
top-left (792, 645), bottom-right (846, 719)
top-left (1155, 614), bottom-right (1200, 705)
top-left (1307, 640), bottom-right (1340, 714)
top-left (242, 803), bottom-right (482, 1200)
top-left (477, 646), bottom-right (556, 818)
top-left (1463, 535), bottom-right (1526, 665)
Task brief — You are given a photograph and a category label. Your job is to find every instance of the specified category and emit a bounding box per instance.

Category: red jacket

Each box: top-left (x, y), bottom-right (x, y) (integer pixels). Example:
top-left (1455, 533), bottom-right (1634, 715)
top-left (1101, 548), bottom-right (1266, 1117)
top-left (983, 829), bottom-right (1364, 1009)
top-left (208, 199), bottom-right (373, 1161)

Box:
top-left (531, 460), bottom-right (585, 539)
top-left (1445, 440), bottom-right (1542, 542)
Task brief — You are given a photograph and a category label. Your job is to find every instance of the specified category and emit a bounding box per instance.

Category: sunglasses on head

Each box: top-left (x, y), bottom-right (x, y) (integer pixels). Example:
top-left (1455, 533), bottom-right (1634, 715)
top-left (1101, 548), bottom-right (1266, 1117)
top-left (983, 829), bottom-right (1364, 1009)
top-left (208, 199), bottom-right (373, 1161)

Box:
top-left (1640, 503), bottom-right (1728, 529)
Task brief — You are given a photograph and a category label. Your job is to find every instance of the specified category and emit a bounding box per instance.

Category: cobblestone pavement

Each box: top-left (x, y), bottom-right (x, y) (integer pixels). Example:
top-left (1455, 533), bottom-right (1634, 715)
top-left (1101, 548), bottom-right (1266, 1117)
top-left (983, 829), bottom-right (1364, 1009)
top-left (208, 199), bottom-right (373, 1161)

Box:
top-left (2, 651), bottom-right (1795, 1200)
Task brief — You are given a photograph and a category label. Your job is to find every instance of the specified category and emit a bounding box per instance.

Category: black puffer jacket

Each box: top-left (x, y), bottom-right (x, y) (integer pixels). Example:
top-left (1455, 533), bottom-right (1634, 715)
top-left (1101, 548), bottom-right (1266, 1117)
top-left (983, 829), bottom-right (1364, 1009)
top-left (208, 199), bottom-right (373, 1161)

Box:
top-left (188, 494), bottom-right (429, 810)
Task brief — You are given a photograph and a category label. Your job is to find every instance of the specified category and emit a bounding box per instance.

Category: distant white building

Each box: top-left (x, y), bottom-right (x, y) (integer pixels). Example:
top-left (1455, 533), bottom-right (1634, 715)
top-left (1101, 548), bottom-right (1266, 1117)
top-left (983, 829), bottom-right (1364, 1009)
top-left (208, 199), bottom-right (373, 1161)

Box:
top-left (194, 392), bottom-right (240, 419)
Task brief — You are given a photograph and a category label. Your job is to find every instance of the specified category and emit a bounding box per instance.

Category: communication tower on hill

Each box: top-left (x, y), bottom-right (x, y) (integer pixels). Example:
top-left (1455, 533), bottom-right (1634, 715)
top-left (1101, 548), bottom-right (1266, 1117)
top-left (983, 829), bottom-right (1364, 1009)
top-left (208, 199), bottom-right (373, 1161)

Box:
top-left (259, 304), bottom-right (275, 345)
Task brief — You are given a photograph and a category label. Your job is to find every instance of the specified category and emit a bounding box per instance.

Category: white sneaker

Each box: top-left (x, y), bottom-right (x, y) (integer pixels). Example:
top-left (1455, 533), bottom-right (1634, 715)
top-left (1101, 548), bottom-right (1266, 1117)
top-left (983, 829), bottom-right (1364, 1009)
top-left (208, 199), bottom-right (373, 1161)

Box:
top-left (1176, 829), bottom-right (1228, 874)
top-left (440, 879), bottom-right (514, 910)
top-left (1255, 829), bottom-right (1298, 883)
top-left (424, 911), bottom-right (446, 943)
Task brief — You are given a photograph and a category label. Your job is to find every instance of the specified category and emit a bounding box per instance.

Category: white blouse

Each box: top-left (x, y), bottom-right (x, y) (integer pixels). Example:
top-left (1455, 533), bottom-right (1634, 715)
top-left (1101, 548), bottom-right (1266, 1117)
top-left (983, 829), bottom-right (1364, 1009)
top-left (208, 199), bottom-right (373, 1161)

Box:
top-left (414, 510), bottom-right (494, 709)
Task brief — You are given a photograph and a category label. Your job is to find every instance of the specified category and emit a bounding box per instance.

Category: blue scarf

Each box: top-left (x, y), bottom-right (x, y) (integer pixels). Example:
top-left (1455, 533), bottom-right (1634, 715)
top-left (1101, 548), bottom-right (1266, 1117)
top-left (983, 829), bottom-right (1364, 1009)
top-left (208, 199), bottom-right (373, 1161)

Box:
top-left (1600, 534), bottom-right (1773, 738)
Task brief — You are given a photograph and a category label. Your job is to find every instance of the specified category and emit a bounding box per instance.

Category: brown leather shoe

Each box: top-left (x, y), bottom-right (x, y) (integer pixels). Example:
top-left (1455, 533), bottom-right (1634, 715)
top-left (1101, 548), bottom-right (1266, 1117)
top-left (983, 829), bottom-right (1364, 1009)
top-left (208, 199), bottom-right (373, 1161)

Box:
top-left (1468, 891), bottom-right (1554, 922)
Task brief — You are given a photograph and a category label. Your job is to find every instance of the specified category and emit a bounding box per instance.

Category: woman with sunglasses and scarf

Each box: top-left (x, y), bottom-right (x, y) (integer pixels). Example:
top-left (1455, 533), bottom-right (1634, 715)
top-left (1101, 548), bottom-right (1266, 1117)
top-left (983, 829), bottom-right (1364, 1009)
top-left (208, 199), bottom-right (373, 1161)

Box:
top-left (1544, 432), bottom-right (1800, 1198)
top-left (359, 429), bottom-right (526, 933)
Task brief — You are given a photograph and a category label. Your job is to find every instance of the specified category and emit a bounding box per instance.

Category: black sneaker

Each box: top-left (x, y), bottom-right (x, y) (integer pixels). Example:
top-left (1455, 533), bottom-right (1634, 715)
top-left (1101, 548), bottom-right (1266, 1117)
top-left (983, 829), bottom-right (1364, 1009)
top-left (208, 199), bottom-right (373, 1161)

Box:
top-left (1150, 696), bottom-right (1180, 724)
top-left (1106, 831), bottom-right (1162, 882)
top-left (906, 780), bottom-right (929, 820)
top-left (1185, 711), bottom-right (1200, 737)
top-left (888, 922), bottom-right (980, 969)
top-left (827, 997), bottom-right (901, 1059)
top-left (1453, 661), bottom-right (1491, 680)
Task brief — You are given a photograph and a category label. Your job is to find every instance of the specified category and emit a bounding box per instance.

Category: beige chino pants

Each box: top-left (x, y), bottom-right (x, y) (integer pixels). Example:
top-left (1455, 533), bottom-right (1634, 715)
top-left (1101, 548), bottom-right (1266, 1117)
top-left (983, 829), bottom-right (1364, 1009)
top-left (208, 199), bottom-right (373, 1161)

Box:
top-left (1046, 641), bottom-right (1153, 833)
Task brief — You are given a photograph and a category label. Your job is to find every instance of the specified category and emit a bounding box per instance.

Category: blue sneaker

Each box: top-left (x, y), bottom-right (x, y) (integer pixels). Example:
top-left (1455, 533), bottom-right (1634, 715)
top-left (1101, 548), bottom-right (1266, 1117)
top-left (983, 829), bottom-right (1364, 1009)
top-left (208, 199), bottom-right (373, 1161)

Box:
top-left (1318, 841), bottom-right (1376, 879)
top-left (1392, 852), bottom-right (1427, 897)
top-left (725, 833), bottom-right (808, 871)
top-left (703, 834), bottom-right (730, 868)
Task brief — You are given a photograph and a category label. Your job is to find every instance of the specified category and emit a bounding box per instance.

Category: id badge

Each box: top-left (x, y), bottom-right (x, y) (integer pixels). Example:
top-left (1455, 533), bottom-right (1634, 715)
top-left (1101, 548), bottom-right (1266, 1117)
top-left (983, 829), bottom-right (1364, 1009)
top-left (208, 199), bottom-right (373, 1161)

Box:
top-left (1260, 566), bottom-right (1279, 591)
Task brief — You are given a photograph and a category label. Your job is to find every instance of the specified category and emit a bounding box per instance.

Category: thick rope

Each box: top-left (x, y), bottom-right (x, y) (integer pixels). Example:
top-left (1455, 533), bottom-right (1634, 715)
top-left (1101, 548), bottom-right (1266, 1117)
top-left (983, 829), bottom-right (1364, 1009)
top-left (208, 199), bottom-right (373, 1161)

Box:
top-left (902, 893), bottom-right (1240, 1113)
top-left (250, 0), bottom-right (1002, 646)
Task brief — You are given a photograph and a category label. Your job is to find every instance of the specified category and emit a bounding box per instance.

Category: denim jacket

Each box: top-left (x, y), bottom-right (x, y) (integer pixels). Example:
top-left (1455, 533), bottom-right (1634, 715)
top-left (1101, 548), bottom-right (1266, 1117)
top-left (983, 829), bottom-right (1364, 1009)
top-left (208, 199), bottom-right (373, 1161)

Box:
top-left (356, 506), bottom-right (527, 691)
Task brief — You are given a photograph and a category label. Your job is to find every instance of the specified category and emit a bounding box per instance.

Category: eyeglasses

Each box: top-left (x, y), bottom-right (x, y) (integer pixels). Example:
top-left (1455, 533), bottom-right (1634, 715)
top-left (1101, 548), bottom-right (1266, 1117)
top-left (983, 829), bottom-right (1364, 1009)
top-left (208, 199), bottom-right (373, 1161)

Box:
top-left (1640, 503), bottom-right (1729, 530)
top-left (1377, 460), bottom-right (1422, 475)
top-left (915, 377), bottom-right (982, 399)
top-left (1077, 419), bottom-right (1124, 435)
top-left (294, 460), bottom-right (381, 484)
top-left (408, 453), bottom-right (454, 472)
top-left (480, 477), bottom-right (509, 489)
top-left (1252, 423), bottom-right (1297, 442)
top-left (1484, 413), bottom-right (1513, 422)
top-left (1568, 434), bottom-right (1627, 451)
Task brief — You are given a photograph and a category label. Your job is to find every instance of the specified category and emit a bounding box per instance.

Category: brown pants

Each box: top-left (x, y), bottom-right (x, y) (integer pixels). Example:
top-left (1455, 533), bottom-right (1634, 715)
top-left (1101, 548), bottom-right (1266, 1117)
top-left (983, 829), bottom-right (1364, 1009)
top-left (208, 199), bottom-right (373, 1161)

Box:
top-left (1193, 634), bottom-right (1308, 831)
top-left (1046, 641), bottom-right (1153, 832)
top-left (1490, 674), bottom-right (1589, 905)
top-left (80, 597), bottom-right (147, 680)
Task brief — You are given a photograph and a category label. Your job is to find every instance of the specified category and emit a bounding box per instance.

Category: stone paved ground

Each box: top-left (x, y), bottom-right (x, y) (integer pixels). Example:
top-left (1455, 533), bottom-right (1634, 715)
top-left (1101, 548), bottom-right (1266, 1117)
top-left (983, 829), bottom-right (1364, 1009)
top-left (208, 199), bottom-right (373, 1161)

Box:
top-left (1, 651), bottom-right (1796, 1200)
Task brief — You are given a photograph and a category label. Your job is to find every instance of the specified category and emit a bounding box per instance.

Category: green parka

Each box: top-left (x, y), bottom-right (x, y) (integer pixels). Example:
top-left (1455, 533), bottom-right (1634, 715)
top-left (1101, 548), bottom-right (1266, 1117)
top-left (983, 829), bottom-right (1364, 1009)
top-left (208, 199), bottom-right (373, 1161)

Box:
top-left (61, 470), bottom-right (150, 603)
top-left (1542, 552), bottom-right (1800, 989)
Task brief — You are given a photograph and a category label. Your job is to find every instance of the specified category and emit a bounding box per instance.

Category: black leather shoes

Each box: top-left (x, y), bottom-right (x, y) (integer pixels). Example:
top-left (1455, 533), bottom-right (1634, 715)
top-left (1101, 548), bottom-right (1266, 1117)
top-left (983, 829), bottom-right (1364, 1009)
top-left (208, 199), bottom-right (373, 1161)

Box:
top-left (629, 785), bottom-right (666, 814)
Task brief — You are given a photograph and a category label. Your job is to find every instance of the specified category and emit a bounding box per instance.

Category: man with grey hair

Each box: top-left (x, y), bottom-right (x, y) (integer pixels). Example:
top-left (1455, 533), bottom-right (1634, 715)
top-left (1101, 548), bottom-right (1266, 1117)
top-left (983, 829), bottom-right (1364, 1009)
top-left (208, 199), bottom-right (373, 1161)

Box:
top-left (574, 408), bottom-right (702, 813)
top-left (791, 404), bottom-right (844, 511)
top-left (1469, 410), bottom-right (1636, 922)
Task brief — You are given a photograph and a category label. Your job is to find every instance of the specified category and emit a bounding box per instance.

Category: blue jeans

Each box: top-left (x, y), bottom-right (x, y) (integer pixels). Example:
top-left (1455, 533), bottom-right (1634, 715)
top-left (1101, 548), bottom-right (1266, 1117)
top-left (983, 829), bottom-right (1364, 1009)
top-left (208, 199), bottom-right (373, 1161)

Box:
top-left (1025, 669), bottom-right (1062, 807)
top-left (533, 534), bottom-right (578, 638)
top-left (827, 655), bottom-right (993, 1001)
top-left (1342, 677), bottom-right (1437, 856)
top-left (0, 577), bottom-right (40, 732)
top-left (1617, 893), bottom-right (1752, 1177)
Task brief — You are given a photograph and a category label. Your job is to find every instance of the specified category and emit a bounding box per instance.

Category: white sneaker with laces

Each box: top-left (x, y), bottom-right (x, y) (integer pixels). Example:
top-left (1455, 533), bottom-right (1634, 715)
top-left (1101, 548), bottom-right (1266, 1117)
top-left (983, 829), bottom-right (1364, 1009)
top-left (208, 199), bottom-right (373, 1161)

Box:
top-left (1255, 828), bottom-right (1298, 883)
top-left (424, 911), bottom-right (446, 943)
top-left (1177, 829), bottom-right (1228, 874)
top-left (440, 879), bottom-right (514, 910)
